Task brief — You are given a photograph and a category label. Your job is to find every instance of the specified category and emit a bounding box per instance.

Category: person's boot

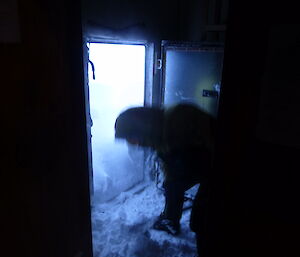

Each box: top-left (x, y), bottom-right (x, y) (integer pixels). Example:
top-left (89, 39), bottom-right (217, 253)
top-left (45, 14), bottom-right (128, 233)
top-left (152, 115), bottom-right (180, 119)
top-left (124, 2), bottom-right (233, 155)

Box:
top-left (153, 214), bottom-right (180, 236)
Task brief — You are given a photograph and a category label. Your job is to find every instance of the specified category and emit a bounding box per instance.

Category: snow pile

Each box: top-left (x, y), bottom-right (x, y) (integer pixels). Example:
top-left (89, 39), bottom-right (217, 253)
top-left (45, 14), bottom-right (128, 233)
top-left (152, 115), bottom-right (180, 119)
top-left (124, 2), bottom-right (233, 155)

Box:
top-left (91, 182), bottom-right (199, 257)
top-left (92, 142), bottom-right (144, 203)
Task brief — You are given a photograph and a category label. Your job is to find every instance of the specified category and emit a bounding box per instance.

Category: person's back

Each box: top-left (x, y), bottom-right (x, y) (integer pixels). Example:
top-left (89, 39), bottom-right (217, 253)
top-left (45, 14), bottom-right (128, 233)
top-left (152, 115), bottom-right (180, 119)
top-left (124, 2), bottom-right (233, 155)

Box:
top-left (163, 103), bottom-right (214, 153)
top-left (157, 103), bottom-right (214, 182)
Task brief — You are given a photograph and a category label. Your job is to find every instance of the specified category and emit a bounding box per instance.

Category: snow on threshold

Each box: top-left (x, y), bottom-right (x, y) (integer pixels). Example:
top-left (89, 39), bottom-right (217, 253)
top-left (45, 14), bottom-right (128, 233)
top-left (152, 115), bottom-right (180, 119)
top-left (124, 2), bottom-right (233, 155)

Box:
top-left (91, 182), bottom-right (199, 257)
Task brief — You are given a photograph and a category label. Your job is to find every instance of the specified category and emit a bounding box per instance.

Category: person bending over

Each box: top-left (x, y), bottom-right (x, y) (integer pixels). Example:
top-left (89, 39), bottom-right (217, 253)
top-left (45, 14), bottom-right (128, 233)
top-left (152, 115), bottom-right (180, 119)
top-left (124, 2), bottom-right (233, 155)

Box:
top-left (114, 103), bottom-right (215, 236)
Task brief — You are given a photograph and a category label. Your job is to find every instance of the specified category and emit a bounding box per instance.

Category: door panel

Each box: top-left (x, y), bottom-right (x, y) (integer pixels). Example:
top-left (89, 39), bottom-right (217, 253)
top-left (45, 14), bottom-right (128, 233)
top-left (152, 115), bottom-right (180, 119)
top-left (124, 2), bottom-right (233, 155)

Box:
top-left (161, 41), bottom-right (224, 117)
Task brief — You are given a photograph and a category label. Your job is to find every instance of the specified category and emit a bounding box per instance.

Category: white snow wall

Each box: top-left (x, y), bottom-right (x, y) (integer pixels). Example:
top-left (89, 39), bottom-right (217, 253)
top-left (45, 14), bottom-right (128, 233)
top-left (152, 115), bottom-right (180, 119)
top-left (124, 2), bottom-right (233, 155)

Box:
top-left (88, 43), bottom-right (146, 203)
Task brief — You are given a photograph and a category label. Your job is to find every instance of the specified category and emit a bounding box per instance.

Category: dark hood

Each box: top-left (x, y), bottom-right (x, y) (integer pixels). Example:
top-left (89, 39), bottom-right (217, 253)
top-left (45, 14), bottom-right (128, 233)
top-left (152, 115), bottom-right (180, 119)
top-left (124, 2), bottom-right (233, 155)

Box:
top-left (115, 106), bottom-right (164, 148)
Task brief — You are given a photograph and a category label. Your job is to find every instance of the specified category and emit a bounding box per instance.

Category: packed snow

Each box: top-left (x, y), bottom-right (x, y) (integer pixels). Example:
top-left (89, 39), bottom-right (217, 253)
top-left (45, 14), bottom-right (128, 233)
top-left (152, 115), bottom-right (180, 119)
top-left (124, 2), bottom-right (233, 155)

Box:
top-left (92, 141), bottom-right (145, 203)
top-left (91, 181), bottom-right (199, 257)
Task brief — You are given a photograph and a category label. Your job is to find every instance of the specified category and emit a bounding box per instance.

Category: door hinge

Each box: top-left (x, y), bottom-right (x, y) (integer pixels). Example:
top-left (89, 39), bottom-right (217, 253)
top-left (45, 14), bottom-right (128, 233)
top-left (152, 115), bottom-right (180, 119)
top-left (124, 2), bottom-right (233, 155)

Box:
top-left (156, 59), bottom-right (162, 70)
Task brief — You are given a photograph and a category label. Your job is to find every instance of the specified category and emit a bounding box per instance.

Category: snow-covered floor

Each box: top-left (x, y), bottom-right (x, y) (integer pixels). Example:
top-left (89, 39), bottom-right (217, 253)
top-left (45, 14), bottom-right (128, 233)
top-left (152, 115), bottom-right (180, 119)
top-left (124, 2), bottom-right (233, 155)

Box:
top-left (91, 182), bottom-right (199, 257)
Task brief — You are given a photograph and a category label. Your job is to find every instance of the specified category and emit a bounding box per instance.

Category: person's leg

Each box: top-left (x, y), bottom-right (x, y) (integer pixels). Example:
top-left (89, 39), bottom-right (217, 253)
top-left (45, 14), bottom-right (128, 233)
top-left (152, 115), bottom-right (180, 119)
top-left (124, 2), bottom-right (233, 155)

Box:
top-left (153, 179), bottom-right (196, 235)
top-left (190, 180), bottom-right (210, 256)
top-left (162, 179), bottom-right (194, 225)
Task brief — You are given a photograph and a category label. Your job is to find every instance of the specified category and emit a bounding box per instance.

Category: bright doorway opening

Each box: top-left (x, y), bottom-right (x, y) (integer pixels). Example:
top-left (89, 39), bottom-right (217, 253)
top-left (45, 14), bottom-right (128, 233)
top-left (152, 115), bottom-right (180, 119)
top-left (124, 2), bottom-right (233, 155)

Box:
top-left (88, 43), bottom-right (145, 203)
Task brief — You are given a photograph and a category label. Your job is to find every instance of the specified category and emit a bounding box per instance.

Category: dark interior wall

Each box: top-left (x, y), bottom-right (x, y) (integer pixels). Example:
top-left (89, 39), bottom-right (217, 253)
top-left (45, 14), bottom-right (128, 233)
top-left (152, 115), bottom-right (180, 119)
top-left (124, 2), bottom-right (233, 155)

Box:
top-left (82, 0), bottom-right (228, 42)
top-left (213, 1), bottom-right (300, 256)
top-left (1, 1), bottom-right (93, 257)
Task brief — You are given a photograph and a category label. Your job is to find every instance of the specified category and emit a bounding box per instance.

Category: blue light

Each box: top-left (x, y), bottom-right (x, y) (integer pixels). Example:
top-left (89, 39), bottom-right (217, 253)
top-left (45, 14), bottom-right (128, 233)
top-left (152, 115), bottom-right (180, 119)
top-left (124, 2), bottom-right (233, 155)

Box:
top-left (88, 43), bottom-right (145, 203)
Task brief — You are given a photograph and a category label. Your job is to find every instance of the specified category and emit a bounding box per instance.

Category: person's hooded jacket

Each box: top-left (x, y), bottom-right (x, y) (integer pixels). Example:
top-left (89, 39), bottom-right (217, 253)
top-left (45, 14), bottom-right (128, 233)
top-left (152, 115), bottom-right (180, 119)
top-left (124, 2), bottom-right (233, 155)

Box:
top-left (115, 103), bottom-right (215, 181)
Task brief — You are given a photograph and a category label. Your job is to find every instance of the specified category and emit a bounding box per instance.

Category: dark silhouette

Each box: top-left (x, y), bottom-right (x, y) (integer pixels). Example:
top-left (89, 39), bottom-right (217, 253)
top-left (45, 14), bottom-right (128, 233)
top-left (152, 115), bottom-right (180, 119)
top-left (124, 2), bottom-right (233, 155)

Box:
top-left (115, 103), bottom-right (215, 243)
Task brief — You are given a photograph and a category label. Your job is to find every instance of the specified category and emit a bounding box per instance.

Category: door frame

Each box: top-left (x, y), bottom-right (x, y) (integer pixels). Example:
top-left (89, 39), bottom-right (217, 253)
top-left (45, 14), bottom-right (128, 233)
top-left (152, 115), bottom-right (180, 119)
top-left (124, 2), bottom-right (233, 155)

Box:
top-left (82, 38), bottom-right (155, 201)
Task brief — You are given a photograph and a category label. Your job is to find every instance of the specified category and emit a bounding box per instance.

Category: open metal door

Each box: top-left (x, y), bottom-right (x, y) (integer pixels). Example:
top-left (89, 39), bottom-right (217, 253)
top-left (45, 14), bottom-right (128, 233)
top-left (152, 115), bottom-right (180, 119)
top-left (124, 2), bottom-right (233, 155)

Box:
top-left (160, 41), bottom-right (224, 117)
